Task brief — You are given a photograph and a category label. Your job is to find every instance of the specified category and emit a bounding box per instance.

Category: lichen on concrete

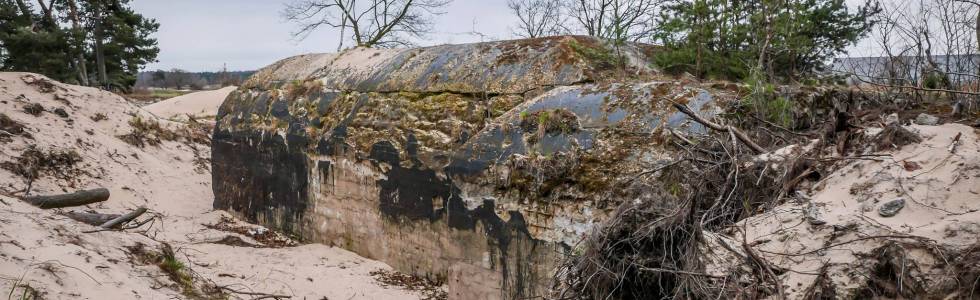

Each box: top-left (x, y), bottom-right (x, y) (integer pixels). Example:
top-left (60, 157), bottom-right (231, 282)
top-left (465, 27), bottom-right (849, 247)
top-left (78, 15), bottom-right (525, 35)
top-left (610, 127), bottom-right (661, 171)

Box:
top-left (212, 36), bottom-right (735, 299)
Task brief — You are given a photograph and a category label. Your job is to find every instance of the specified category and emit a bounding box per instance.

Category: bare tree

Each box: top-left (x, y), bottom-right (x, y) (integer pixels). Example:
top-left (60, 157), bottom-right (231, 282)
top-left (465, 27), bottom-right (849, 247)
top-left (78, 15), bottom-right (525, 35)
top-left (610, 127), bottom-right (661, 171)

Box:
top-left (283, 0), bottom-right (451, 49)
top-left (864, 0), bottom-right (978, 85)
top-left (836, 0), bottom-right (980, 114)
top-left (567, 0), bottom-right (658, 43)
top-left (507, 0), bottom-right (566, 38)
top-left (165, 69), bottom-right (192, 90)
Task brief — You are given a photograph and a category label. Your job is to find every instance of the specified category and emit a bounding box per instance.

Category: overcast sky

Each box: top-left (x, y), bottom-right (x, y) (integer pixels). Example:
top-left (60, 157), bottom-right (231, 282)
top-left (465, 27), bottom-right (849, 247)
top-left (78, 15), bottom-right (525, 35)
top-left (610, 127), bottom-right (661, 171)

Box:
top-left (131, 0), bottom-right (878, 72)
top-left (131, 0), bottom-right (515, 72)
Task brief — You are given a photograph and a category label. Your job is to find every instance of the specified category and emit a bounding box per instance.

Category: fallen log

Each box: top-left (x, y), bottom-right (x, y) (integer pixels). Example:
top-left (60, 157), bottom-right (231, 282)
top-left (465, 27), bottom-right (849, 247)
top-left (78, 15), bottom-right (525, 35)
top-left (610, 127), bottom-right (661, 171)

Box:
top-left (23, 188), bottom-right (110, 209)
top-left (99, 207), bottom-right (147, 229)
top-left (64, 211), bottom-right (121, 226)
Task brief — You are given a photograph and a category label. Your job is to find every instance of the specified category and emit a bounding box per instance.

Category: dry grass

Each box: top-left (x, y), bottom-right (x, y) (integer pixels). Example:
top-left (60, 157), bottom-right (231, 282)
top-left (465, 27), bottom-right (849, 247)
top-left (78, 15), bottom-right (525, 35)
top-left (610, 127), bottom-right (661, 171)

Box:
top-left (117, 115), bottom-right (210, 148)
top-left (124, 89), bottom-right (193, 106)
top-left (371, 269), bottom-right (446, 300)
top-left (22, 103), bottom-right (44, 116)
top-left (6, 283), bottom-right (41, 300)
top-left (203, 215), bottom-right (297, 248)
top-left (0, 113), bottom-right (31, 142)
top-left (874, 122), bottom-right (923, 152)
top-left (0, 146), bottom-right (83, 182)
top-left (855, 243), bottom-right (927, 298)
top-left (117, 115), bottom-right (177, 147)
top-left (89, 113), bottom-right (108, 122)
top-left (125, 242), bottom-right (227, 299)
top-left (927, 242), bottom-right (980, 298)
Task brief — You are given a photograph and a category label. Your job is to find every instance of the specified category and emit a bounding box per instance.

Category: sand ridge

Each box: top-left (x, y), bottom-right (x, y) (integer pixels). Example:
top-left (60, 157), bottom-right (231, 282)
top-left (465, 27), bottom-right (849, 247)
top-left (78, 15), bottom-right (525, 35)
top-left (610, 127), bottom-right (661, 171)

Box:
top-left (0, 73), bottom-right (428, 299)
top-left (144, 86), bottom-right (236, 121)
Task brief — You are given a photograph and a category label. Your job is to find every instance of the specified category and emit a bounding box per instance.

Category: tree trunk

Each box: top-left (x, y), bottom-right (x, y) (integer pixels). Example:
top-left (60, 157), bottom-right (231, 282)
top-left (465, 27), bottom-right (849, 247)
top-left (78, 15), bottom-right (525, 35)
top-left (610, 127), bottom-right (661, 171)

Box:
top-left (35, 0), bottom-right (53, 23)
top-left (66, 0), bottom-right (90, 86)
top-left (23, 188), bottom-right (111, 209)
top-left (93, 2), bottom-right (109, 89)
top-left (757, 0), bottom-right (777, 79)
top-left (695, 0), bottom-right (704, 78)
top-left (14, 0), bottom-right (33, 25)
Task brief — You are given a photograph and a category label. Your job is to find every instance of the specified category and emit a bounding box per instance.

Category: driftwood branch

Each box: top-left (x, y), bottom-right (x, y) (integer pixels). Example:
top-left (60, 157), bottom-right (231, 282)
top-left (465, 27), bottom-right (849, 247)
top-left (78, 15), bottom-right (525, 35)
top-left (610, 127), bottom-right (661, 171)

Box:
top-left (64, 211), bottom-right (121, 226)
top-left (99, 207), bottom-right (147, 229)
top-left (23, 188), bottom-right (110, 209)
top-left (671, 102), bottom-right (767, 154)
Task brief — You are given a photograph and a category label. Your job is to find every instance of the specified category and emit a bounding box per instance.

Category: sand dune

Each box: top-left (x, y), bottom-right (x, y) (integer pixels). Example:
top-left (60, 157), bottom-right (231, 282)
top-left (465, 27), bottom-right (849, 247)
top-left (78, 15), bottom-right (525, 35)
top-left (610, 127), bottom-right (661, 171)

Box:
top-left (145, 86), bottom-right (236, 121)
top-left (0, 73), bottom-right (427, 299)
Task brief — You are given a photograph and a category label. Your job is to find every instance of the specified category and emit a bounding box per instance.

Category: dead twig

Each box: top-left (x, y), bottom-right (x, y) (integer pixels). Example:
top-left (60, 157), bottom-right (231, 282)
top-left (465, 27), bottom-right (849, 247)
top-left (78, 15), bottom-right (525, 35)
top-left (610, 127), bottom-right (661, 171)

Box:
top-left (739, 225), bottom-right (785, 300)
top-left (948, 132), bottom-right (962, 153)
top-left (777, 167), bottom-right (816, 199)
top-left (629, 159), bottom-right (686, 183)
top-left (746, 113), bottom-right (812, 138)
top-left (842, 72), bottom-right (980, 96)
top-left (82, 207), bottom-right (149, 233)
top-left (636, 266), bottom-right (726, 279)
top-left (100, 207), bottom-right (148, 229)
top-left (758, 234), bottom-right (930, 257)
top-left (669, 129), bottom-right (695, 145)
top-left (672, 102), bottom-right (766, 154)
top-left (217, 285), bottom-right (292, 299)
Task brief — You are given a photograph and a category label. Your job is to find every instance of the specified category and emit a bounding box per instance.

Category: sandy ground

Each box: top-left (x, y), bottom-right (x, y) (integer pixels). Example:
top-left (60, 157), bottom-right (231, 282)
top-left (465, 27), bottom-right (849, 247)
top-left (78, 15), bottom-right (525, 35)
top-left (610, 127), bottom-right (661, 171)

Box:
top-left (6, 71), bottom-right (974, 299)
top-left (0, 73), bottom-right (424, 299)
top-left (144, 86), bottom-right (236, 121)
top-left (704, 122), bottom-right (980, 298)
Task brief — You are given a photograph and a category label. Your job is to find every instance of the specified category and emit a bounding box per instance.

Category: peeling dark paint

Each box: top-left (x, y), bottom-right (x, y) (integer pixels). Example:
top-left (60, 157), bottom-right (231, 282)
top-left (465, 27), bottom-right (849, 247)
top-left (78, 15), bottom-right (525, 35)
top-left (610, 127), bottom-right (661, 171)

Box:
top-left (212, 129), bottom-right (309, 235)
top-left (212, 36), bottom-right (731, 299)
top-left (367, 135), bottom-right (549, 298)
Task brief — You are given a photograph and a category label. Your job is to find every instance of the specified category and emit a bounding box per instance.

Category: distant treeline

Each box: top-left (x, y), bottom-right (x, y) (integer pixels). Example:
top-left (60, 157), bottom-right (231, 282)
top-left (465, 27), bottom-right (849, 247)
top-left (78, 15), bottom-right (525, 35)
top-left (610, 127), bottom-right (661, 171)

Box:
top-left (135, 69), bottom-right (255, 90)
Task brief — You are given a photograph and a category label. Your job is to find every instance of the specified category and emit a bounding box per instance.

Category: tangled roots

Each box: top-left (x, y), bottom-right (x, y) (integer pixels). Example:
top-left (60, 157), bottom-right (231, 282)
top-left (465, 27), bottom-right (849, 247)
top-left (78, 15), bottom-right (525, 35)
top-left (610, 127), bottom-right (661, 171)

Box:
top-left (555, 189), bottom-right (707, 299)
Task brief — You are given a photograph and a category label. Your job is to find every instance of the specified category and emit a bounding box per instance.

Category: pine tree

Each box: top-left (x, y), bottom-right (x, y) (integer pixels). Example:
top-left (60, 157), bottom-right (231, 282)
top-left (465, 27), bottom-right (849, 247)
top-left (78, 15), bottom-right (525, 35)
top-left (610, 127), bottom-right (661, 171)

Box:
top-left (0, 0), bottom-right (75, 82)
top-left (83, 0), bottom-right (159, 90)
top-left (0, 0), bottom-right (158, 91)
top-left (653, 0), bottom-right (880, 80)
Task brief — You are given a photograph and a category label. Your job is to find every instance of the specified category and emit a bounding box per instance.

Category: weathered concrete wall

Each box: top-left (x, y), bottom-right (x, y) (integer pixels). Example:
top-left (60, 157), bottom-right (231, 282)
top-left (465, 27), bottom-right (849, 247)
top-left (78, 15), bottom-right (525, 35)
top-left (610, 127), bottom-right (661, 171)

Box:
top-left (212, 36), bottom-right (732, 298)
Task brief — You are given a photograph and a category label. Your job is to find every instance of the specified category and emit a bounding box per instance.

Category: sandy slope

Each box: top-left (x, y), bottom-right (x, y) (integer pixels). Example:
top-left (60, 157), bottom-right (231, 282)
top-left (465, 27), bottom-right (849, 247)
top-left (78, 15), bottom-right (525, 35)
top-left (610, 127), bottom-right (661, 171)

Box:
top-left (144, 86), bottom-right (236, 121)
top-left (0, 73), bottom-right (422, 299)
top-left (704, 123), bottom-right (980, 298)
